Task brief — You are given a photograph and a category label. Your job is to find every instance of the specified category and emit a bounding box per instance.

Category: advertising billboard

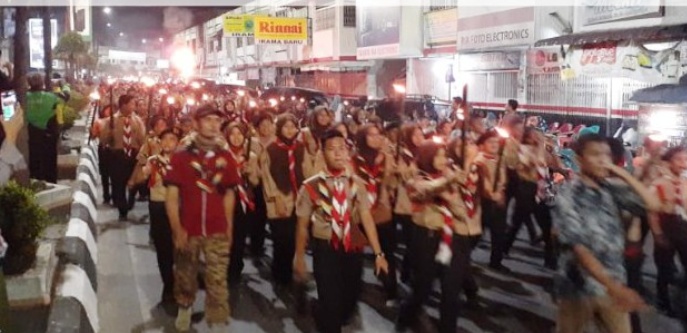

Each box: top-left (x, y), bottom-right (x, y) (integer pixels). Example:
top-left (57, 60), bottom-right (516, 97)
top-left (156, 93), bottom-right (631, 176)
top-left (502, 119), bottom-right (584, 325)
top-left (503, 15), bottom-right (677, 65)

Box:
top-left (29, 18), bottom-right (58, 69)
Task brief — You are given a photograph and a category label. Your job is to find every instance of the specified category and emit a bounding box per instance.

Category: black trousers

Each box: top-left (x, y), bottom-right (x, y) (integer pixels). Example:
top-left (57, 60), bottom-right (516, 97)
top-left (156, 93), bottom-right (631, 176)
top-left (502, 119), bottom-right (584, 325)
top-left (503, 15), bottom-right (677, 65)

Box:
top-left (149, 200), bottom-right (174, 301)
top-left (98, 146), bottom-right (113, 202)
top-left (398, 228), bottom-right (472, 333)
top-left (28, 124), bottom-right (58, 183)
top-left (312, 239), bottom-right (363, 333)
top-left (505, 180), bottom-right (555, 266)
top-left (249, 185), bottom-right (268, 256)
top-left (395, 214), bottom-right (414, 283)
top-left (269, 216), bottom-right (297, 285)
top-left (109, 149), bottom-right (137, 217)
top-left (625, 241), bottom-right (644, 333)
top-left (463, 235), bottom-right (481, 298)
top-left (229, 204), bottom-right (252, 283)
top-left (655, 215), bottom-right (687, 311)
top-left (377, 222), bottom-right (398, 300)
top-left (482, 199), bottom-right (508, 266)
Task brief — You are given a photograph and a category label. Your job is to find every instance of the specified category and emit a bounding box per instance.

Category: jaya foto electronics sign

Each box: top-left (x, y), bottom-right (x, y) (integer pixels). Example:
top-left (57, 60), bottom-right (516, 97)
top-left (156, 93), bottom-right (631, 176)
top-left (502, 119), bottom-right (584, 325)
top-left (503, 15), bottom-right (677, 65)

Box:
top-left (223, 16), bottom-right (308, 44)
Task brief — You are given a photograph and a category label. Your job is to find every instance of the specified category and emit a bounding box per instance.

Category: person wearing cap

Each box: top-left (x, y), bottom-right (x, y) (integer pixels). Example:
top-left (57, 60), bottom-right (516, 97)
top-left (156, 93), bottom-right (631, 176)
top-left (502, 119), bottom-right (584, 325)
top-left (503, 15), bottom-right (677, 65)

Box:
top-left (98, 94), bottom-right (147, 221)
top-left (164, 104), bottom-right (240, 332)
top-left (140, 126), bottom-right (181, 313)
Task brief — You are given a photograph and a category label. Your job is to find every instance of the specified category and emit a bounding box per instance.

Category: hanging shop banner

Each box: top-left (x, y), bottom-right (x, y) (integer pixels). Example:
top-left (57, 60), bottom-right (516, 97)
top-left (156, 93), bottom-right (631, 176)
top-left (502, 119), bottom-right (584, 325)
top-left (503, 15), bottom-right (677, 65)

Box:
top-left (29, 18), bottom-right (58, 69)
top-left (356, 0), bottom-right (401, 60)
top-left (527, 48), bottom-right (562, 74)
top-left (457, 7), bottom-right (534, 51)
top-left (459, 51), bottom-right (521, 71)
top-left (579, 0), bottom-right (664, 26)
top-left (223, 15), bottom-right (254, 37)
top-left (425, 8), bottom-right (457, 45)
top-left (253, 17), bottom-right (308, 45)
top-left (563, 41), bottom-right (687, 84)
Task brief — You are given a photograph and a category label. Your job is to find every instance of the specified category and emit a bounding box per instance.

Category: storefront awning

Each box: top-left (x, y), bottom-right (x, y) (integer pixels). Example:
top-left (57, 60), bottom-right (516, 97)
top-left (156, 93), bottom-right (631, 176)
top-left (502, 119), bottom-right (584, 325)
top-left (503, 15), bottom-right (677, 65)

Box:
top-left (535, 23), bottom-right (687, 47)
top-left (300, 61), bottom-right (374, 72)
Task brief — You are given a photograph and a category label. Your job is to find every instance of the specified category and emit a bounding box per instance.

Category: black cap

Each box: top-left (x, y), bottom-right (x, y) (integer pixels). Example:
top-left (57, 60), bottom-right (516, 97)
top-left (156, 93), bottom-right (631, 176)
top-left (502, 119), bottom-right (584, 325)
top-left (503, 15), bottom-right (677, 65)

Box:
top-left (159, 127), bottom-right (182, 140)
top-left (193, 104), bottom-right (224, 120)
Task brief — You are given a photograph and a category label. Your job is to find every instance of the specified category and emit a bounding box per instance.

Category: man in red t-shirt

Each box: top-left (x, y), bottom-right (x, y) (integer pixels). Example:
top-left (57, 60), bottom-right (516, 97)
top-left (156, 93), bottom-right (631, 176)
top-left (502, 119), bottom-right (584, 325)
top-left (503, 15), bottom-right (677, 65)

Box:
top-left (164, 104), bottom-right (239, 332)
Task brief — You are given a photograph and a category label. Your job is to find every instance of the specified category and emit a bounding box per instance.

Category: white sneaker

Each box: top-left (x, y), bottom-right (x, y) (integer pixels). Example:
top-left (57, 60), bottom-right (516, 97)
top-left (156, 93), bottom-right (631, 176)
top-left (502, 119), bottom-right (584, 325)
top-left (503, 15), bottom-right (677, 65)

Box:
top-left (175, 306), bottom-right (192, 332)
top-left (210, 323), bottom-right (229, 333)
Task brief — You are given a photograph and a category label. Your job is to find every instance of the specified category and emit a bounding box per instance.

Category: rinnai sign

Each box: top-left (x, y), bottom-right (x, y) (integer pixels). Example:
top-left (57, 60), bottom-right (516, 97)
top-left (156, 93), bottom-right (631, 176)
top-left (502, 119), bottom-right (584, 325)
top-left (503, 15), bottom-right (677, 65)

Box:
top-left (580, 0), bottom-right (664, 26)
top-left (457, 7), bottom-right (534, 51)
top-left (254, 17), bottom-right (308, 45)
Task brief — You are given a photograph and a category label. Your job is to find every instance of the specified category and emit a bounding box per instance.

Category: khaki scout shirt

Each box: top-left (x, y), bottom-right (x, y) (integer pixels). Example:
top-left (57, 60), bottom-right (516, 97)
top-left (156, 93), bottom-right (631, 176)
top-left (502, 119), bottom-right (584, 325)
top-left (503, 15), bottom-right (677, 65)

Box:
top-left (97, 113), bottom-right (146, 151)
top-left (473, 152), bottom-right (507, 201)
top-left (295, 170), bottom-right (371, 241)
top-left (407, 175), bottom-right (478, 236)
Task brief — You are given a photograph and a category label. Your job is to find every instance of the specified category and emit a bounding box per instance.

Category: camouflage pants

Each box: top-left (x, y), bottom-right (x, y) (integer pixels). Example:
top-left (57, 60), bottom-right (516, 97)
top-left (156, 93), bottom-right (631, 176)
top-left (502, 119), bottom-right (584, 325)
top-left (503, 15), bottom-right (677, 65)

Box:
top-left (175, 234), bottom-right (231, 324)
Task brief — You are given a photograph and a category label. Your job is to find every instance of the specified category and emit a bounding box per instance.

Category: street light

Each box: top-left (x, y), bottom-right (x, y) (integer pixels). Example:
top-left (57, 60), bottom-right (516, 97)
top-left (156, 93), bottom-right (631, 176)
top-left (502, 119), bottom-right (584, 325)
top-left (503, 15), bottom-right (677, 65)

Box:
top-left (158, 37), bottom-right (164, 43)
top-left (142, 39), bottom-right (147, 44)
top-left (119, 32), bottom-right (124, 37)
top-left (106, 23), bottom-right (111, 28)
top-left (103, 7), bottom-right (112, 14)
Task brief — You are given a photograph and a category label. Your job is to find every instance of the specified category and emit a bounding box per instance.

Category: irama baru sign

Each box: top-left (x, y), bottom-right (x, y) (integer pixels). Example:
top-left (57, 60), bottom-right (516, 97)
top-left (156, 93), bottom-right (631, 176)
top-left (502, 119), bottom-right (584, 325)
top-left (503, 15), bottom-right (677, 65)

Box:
top-left (254, 17), bottom-right (308, 45)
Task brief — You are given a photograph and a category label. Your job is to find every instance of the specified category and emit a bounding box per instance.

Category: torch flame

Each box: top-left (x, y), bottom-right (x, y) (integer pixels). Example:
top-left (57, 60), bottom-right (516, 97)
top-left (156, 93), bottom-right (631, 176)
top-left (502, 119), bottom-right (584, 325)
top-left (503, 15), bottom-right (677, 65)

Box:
top-left (495, 127), bottom-right (510, 138)
top-left (89, 91), bottom-right (101, 101)
top-left (167, 96), bottom-right (175, 105)
top-left (237, 90), bottom-right (245, 97)
top-left (248, 100), bottom-right (257, 108)
top-left (159, 88), bottom-right (168, 95)
top-left (269, 98), bottom-right (278, 107)
top-left (187, 98), bottom-right (196, 106)
top-left (431, 136), bottom-right (445, 145)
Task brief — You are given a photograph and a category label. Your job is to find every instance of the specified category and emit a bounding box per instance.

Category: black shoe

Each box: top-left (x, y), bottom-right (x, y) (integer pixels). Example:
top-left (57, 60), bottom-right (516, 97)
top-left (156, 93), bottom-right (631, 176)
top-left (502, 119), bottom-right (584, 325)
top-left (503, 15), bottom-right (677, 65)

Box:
top-left (489, 262), bottom-right (511, 273)
top-left (118, 214), bottom-right (128, 222)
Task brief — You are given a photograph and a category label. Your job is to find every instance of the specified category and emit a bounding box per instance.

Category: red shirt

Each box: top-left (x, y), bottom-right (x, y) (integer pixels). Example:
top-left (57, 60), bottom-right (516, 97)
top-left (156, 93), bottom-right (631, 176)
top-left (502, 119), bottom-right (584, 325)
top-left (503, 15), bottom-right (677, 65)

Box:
top-left (164, 147), bottom-right (240, 237)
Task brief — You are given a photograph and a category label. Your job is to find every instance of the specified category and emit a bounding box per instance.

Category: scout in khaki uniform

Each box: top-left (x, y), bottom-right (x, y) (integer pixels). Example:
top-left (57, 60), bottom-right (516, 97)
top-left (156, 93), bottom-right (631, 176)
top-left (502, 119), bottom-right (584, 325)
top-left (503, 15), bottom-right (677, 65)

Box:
top-left (396, 140), bottom-right (471, 333)
top-left (259, 113), bottom-right (313, 286)
top-left (164, 104), bottom-right (240, 333)
top-left (98, 94), bottom-right (147, 221)
top-left (294, 129), bottom-right (388, 333)
top-left (223, 122), bottom-right (260, 285)
top-left (141, 126), bottom-right (181, 312)
top-left (473, 128), bottom-right (509, 272)
top-left (351, 123), bottom-right (397, 305)
top-left (394, 124), bottom-right (423, 283)
top-left (249, 111), bottom-right (276, 259)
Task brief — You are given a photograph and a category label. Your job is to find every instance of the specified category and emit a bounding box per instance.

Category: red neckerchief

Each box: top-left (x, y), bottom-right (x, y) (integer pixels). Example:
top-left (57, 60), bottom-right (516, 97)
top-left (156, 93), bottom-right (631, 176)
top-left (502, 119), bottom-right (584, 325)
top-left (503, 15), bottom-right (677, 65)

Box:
top-left (187, 142), bottom-right (228, 193)
top-left (148, 154), bottom-right (171, 188)
top-left (228, 145), bottom-right (255, 213)
top-left (276, 140), bottom-right (299, 195)
top-left (355, 154), bottom-right (383, 208)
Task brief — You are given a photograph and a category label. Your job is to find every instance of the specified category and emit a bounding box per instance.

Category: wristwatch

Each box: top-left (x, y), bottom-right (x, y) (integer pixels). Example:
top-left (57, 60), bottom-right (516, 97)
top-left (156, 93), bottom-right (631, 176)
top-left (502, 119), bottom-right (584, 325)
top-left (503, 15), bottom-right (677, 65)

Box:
top-left (375, 252), bottom-right (385, 258)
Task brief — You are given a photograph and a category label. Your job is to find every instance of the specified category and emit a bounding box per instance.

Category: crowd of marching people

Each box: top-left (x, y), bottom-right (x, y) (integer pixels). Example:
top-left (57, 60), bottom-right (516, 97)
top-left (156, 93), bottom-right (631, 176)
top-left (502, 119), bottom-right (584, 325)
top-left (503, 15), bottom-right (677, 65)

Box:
top-left (88, 78), bottom-right (687, 333)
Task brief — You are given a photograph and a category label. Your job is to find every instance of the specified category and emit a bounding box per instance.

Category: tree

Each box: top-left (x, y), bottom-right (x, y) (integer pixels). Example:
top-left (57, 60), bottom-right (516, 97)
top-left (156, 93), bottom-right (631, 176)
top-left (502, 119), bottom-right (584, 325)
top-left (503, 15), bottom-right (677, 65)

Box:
top-left (42, 7), bottom-right (52, 90)
top-left (53, 32), bottom-right (87, 82)
top-left (13, 7), bottom-right (29, 168)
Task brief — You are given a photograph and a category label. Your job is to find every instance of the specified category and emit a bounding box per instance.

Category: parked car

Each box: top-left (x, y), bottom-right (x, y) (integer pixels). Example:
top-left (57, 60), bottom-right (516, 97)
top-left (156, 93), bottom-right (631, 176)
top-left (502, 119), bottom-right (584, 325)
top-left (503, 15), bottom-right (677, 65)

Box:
top-left (216, 84), bottom-right (259, 99)
top-left (260, 87), bottom-right (329, 110)
top-left (369, 95), bottom-right (452, 122)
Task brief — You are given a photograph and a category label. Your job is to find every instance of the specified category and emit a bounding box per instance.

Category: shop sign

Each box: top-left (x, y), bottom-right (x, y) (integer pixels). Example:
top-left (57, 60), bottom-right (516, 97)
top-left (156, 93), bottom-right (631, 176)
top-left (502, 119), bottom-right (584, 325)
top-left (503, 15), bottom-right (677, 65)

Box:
top-left (254, 17), bottom-right (308, 45)
top-left (223, 15), bottom-right (254, 37)
top-left (563, 40), bottom-right (686, 84)
top-left (459, 51), bottom-right (521, 71)
top-left (356, 0), bottom-right (401, 60)
top-left (527, 49), bottom-right (562, 74)
top-left (580, 0), bottom-right (664, 26)
top-left (426, 8), bottom-right (457, 45)
top-left (457, 7), bottom-right (534, 51)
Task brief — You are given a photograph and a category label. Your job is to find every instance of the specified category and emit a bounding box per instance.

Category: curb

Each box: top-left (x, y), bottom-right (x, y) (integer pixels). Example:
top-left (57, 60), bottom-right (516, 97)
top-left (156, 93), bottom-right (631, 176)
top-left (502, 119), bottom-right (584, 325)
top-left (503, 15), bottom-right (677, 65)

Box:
top-left (46, 105), bottom-right (100, 333)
